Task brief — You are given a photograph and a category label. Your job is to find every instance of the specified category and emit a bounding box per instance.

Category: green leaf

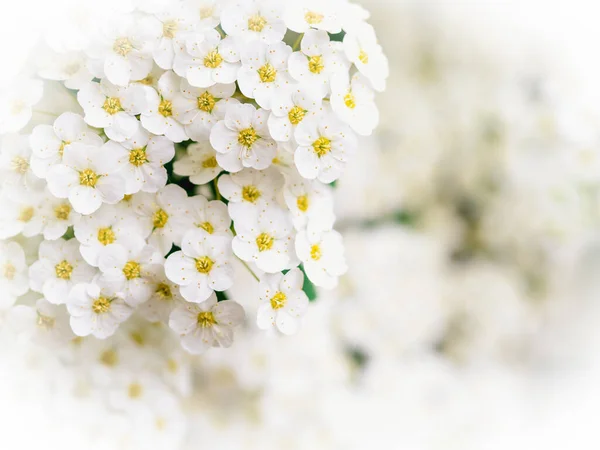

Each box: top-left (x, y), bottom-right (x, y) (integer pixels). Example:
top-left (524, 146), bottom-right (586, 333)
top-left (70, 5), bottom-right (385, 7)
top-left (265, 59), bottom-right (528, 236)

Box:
top-left (299, 265), bottom-right (317, 302)
top-left (216, 291), bottom-right (229, 302)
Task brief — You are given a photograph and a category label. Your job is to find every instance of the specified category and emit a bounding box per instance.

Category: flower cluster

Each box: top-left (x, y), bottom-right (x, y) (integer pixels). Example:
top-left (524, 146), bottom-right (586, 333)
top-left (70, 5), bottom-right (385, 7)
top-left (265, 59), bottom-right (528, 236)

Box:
top-left (0, 0), bottom-right (387, 357)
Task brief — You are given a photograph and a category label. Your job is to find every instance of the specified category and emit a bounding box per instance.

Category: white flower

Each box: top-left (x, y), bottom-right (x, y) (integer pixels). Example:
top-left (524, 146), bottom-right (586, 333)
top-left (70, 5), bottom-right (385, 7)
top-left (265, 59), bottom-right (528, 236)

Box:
top-left (107, 128), bottom-right (175, 194)
top-left (74, 204), bottom-right (151, 267)
top-left (138, 267), bottom-right (185, 323)
top-left (132, 185), bottom-right (193, 255)
top-left (257, 268), bottom-right (309, 335)
top-left (140, 71), bottom-right (188, 142)
top-left (169, 293), bottom-right (244, 354)
top-left (173, 141), bottom-right (222, 185)
top-left (109, 371), bottom-right (172, 413)
top-left (268, 85), bottom-right (323, 142)
top-left (284, 0), bottom-right (343, 34)
top-left (294, 112), bottom-right (356, 183)
top-left (87, 15), bottom-right (161, 86)
top-left (39, 190), bottom-right (81, 240)
top-left (67, 281), bottom-right (133, 339)
top-left (232, 205), bottom-right (296, 273)
top-left (173, 29), bottom-right (241, 88)
top-left (46, 143), bottom-right (126, 215)
top-left (217, 167), bottom-right (284, 220)
top-left (210, 103), bottom-right (277, 172)
top-left (295, 228), bottom-right (346, 288)
top-left (283, 175), bottom-right (334, 230)
top-left (221, 0), bottom-right (286, 44)
top-left (0, 79), bottom-right (43, 134)
top-left (183, 0), bottom-right (227, 29)
top-left (164, 228), bottom-right (234, 303)
top-left (189, 195), bottom-right (232, 237)
top-left (29, 238), bottom-right (96, 305)
top-left (343, 23), bottom-right (388, 92)
top-left (153, 6), bottom-right (199, 70)
top-left (98, 237), bottom-right (163, 306)
top-left (0, 134), bottom-right (40, 188)
top-left (30, 112), bottom-right (104, 178)
top-left (288, 29), bottom-right (350, 98)
top-left (171, 78), bottom-right (237, 141)
top-left (38, 51), bottom-right (93, 90)
top-left (0, 187), bottom-right (44, 239)
top-left (77, 79), bottom-right (149, 142)
top-left (330, 72), bottom-right (379, 136)
top-left (8, 298), bottom-right (73, 348)
top-left (0, 241), bottom-right (29, 309)
top-left (238, 41), bottom-right (293, 110)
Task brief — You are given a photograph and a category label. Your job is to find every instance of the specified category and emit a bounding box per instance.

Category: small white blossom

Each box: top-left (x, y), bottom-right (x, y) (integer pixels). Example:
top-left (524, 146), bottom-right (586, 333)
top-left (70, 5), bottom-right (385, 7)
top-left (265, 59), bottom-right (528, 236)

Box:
top-left (284, 1), bottom-right (343, 34)
top-left (330, 72), bottom-right (379, 136)
top-left (268, 85), bottom-right (323, 142)
top-left (283, 174), bottom-right (334, 230)
top-left (46, 143), bottom-right (126, 215)
top-left (257, 268), bottom-right (309, 335)
top-left (164, 228), bottom-right (233, 302)
top-left (0, 187), bottom-right (45, 239)
top-left (0, 79), bottom-right (43, 134)
top-left (153, 6), bottom-right (199, 70)
top-left (30, 112), bottom-right (104, 179)
top-left (67, 281), bottom-right (133, 339)
top-left (39, 190), bottom-right (81, 240)
top-left (343, 23), bottom-right (389, 92)
top-left (29, 238), bottom-right (96, 305)
top-left (98, 237), bottom-right (164, 306)
top-left (0, 134), bottom-right (40, 188)
top-left (295, 227), bottom-right (346, 288)
top-left (8, 297), bottom-right (73, 348)
top-left (169, 293), bottom-right (244, 354)
top-left (0, 241), bottom-right (29, 309)
top-left (189, 195), bottom-right (232, 237)
top-left (138, 267), bottom-right (185, 323)
top-left (173, 141), bottom-right (222, 185)
top-left (210, 103), bottom-right (277, 172)
top-left (173, 29), bottom-right (241, 88)
top-left (221, 0), bottom-right (286, 44)
top-left (232, 205), bottom-right (295, 273)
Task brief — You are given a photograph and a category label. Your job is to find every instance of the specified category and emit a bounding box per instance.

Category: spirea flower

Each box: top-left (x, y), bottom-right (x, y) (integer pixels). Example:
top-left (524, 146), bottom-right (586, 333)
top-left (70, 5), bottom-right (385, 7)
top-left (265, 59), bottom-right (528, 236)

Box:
top-left (1, 0), bottom-right (388, 357)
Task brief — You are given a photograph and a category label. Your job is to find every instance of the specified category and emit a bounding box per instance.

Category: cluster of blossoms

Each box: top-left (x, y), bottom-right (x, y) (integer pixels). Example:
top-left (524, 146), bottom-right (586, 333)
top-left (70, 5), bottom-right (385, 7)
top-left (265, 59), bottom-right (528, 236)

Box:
top-left (0, 0), bottom-right (387, 358)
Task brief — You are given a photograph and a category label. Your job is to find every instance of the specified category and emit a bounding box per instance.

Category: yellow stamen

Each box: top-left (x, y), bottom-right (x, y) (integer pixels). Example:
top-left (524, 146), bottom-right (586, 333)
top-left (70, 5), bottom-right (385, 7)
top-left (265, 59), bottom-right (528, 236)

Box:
top-left (258, 63), bottom-right (277, 83)
top-left (297, 195), bottom-right (309, 212)
top-left (308, 55), bottom-right (325, 74)
top-left (344, 92), bottom-right (356, 109)
top-left (55, 260), bottom-right (73, 280)
top-left (128, 382), bottom-right (143, 399)
top-left (247, 14), bottom-right (267, 32)
top-left (204, 49), bottom-right (223, 68)
top-left (197, 91), bottom-right (216, 113)
top-left (12, 156), bottom-right (29, 174)
top-left (155, 283), bottom-right (172, 300)
top-left (359, 50), bottom-right (369, 64)
top-left (97, 227), bottom-right (115, 246)
top-left (79, 168), bottom-right (99, 187)
top-left (195, 256), bottom-right (214, 274)
top-left (270, 291), bottom-right (287, 310)
top-left (312, 136), bottom-right (332, 157)
top-left (288, 106), bottom-right (306, 125)
top-left (310, 244), bottom-right (322, 261)
top-left (122, 261), bottom-right (141, 280)
top-left (103, 97), bottom-right (123, 115)
top-left (54, 203), bottom-right (71, 220)
top-left (162, 20), bottom-right (178, 39)
top-left (305, 11), bottom-right (324, 25)
top-left (256, 233), bottom-right (274, 252)
top-left (238, 127), bottom-right (259, 148)
top-left (197, 311), bottom-right (217, 328)
top-left (129, 147), bottom-right (147, 166)
top-left (199, 221), bottom-right (214, 234)
top-left (159, 99), bottom-right (173, 117)
top-left (92, 296), bottom-right (111, 314)
top-left (18, 207), bottom-right (34, 222)
top-left (3, 263), bottom-right (16, 280)
top-left (113, 37), bottom-right (133, 57)
top-left (99, 349), bottom-right (118, 367)
top-left (202, 156), bottom-right (218, 168)
top-left (242, 185), bottom-right (261, 203)
top-left (153, 209), bottom-right (169, 228)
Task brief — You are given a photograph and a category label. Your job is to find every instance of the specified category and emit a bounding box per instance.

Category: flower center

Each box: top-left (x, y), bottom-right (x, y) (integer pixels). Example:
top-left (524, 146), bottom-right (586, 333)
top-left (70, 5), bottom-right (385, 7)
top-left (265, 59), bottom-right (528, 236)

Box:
top-left (258, 63), bottom-right (277, 83)
top-left (248, 14), bottom-right (267, 32)
top-left (204, 49), bottom-right (223, 69)
top-left (312, 136), bottom-right (332, 157)
top-left (308, 55), bottom-right (325, 74)
top-left (359, 50), bottom-right (369, 64)
top-left (270, 291), bottom-right (287, 310)
top-left (159, 99), bottom-right (173, 117)
top-left (58, 140), bottom-right (70, 157)
top-left (153, 209), bottom-right (169, 228)
top-left (238, 127), bottom-right (259, 148)
top-left (288, 106), bottom-right (306, 125)
top-left (3, 263), bottom-right (16, 280)
top-left (297, 195), bottom-right (309, 212)
top-left (18, 207), bottom-right (34, 223)
top-left (79, 168), bottom-right (99, 187)
top-left (202, 156), bottom-right (218, 168)
top-left (256, 233), bottom-right (274, 252)
top-left (310, 244), bottom-right (322, 261)
top-left (197, 311), bottom-right (217, 328)
top-left (113, 37), bottom-right (133, 57)
top-left (195, 256), bottom-right (214, 274)
top-left (155, 283), bottom-right (172, 300)
top-left (162, 20), bottom-right (178, 39)
top-left (199, 6), bottom-right (214, 19)
top-left (199, 221), bottom-right (214, 234)
top-left (197, 91), bottom-right (216, 113)
top-left (305, 11), bottom-right (324, 25)
top-left (54, 203), bottom-right (71, 221)
top-left (55, 260), bottom-right (73, 280)
top-left (123, 261), bottom-right (141, 280)
top-left (242, 185), bottom-right (261, 203)
top-left (37, 313), bottom-right (55, 330)
top-left (12, 156), bottom-right (29, 174)
top-left (344, 92), bottom-right (357, 109)
top-left (103, 97), bottom-right (123, 115)
top-left (129, 147), bottom-right (148, 167)
top-left (99, 349), bottom-right (118, 367)
top-left (97, 227), bottom-right (115, 245)
top-left (128, 383), bottom-right (143, 399)
top-left (92, 296), bottom-right (111, 314)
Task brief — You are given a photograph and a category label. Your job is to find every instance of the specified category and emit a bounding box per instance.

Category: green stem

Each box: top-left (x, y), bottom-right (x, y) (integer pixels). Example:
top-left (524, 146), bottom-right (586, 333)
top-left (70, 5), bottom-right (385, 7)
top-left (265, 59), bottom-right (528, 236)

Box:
top-left (239, 258), bottom-right (260, 282)
top-left (292, 33), bottom-right (304, 51)
top-left (213, 179), bottom-right (222, 201)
